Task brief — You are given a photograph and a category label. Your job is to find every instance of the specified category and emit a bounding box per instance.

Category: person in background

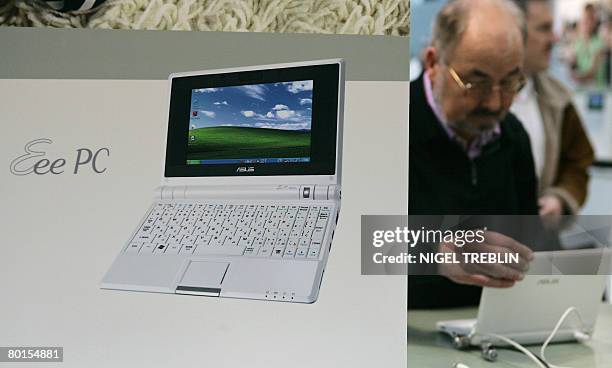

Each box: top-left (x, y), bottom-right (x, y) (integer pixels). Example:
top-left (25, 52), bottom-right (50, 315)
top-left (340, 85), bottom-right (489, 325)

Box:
top-left (511, 0), bottom-right (595, 218)
top-left (560, 21), bottom-right (578, 65)
top-left (409, 0), bottom-right (537, 308)
top-left (570, 3), bottom-right (607, 87)
top-left (603, 13), bottom-right (612, 86)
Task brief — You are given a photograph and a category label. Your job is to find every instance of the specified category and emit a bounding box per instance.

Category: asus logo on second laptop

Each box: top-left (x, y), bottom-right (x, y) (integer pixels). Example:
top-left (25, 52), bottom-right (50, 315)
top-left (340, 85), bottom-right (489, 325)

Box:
top-left (236, 166), bottom-right (255, 173)
top-left (537, 278), bottom-right (560, 285)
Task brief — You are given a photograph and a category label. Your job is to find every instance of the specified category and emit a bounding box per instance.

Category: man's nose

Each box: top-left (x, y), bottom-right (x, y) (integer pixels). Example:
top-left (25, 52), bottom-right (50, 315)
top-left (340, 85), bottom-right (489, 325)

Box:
top-left (481, 87), bottom-right (503, 112)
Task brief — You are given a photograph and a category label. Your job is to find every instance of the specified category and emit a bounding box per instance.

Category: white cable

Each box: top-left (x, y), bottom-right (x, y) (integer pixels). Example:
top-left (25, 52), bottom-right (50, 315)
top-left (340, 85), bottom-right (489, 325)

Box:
top-left (482, 306), bottom-right (586, 368)
top-left (539, 307), bottom-right (586, 368)
top-left (487, 333), bottom-right (547, 368)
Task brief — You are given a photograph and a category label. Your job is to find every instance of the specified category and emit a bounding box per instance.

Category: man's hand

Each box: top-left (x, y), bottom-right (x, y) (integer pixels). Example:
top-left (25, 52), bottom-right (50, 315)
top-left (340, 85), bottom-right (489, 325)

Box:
top-left (438, 230), bottom-right (534, 288)
top-left (538, 195), bottom-right (564, 216)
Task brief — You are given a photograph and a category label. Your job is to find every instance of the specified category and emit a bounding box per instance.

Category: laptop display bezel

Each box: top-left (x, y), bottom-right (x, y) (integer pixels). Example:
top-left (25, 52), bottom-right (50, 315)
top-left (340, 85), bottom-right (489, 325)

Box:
top-left (164, 61), bottom-right (341, 179)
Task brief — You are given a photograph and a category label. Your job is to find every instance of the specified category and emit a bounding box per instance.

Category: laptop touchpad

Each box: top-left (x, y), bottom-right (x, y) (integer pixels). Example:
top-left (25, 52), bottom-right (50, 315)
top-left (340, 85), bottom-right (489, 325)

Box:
top-left (176, 261), bottom-right (229, 296)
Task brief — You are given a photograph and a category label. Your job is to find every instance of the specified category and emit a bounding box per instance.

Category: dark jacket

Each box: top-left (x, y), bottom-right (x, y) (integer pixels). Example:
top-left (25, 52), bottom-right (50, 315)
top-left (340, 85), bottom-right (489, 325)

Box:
top-left (408, 74), bottom-right (540, 309)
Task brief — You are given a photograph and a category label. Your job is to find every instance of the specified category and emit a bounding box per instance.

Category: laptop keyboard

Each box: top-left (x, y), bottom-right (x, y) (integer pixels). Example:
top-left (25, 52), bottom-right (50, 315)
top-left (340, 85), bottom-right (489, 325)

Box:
top-left (125, 203), bottom-right (332, 260)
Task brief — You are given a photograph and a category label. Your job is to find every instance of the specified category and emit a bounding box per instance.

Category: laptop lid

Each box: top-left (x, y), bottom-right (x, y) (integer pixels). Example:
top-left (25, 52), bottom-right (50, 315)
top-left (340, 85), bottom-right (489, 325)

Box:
top-left (161, 59), bottom-right (344, 187)
top-left (475, 249), bottom-right (611, 342)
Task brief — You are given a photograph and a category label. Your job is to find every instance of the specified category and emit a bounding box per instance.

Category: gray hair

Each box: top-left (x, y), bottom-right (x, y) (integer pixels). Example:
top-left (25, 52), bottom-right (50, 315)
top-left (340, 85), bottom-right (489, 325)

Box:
top-left (431, 0), bottom-right (527, 60)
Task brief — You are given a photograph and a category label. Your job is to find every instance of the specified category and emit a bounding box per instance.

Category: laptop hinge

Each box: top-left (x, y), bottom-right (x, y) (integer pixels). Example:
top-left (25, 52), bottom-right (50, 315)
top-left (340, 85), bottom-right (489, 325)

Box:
top-left (157, 185), bottom-right (340, 201)
top-left (157, 186), bottom-right (182, 200)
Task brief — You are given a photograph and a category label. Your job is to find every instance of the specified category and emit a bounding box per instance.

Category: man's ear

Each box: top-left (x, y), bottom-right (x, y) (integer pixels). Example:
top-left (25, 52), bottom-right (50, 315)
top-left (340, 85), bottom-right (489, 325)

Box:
top-left (424, 46), bottom-right (439, 80)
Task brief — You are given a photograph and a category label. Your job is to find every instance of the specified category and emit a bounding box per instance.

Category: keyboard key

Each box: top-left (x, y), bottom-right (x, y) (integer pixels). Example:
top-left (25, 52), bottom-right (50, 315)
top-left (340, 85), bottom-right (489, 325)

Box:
top-left (264, 237), bottom-right (276, 248)
top-left (307, 248), bottom-right (320, 259)
top-left (179, 244), bottom-right (196, 254)
top-left (283, 246), bottom-right (296, 258)
top-left (166, 244), bottom-right (181, 255)
top-left (296, 247), bottom-right (308, 258)
top-left (223, 237), bottom-right (239, 247)
top-left (272, 246), bottom-right (285, 258)
top-left (167, 234), bottom-right (181, 243)
top-left (134, 234), bottom-right (154, 242)
top-left (264, 229), bottom-right (278, 239)
top-left (195, 235), bottom-right (212, 245)
top-left (289, 228), bottom-right (302, 238)
top-left (140, 243), bottom-right (156, 253)
top-left (181, 235), bottom-right (195, 244)
top-left (209, 236), bottom-right (225, 247)
top-left (153, 243), bottom-right (168, 254)
top-left (312, 228), bottom-right (325, 242)
top-left (258, 247), bottom-right (272, 257)
top-left (275, 237), bottom-right (288, 247)
top-left (194, 246), bottom-right (246, 256)
top-left (126, 242), bottom-right (142, 253)
top-left (207, 227), bottom-right (222, 236)
top-left (244, 246), bottom-right (259, 256)
top-left (250, 228), bottom-right (264, 238)
top-left (238, 237), bottom-right (253, 247)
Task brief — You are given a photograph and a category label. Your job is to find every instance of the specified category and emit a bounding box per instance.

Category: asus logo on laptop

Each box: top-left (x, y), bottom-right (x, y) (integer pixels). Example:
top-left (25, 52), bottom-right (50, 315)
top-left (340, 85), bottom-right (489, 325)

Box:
top-left (537, 278), bottom-right (560, 285)
top-left (236, 166), bottom-right (255, 173)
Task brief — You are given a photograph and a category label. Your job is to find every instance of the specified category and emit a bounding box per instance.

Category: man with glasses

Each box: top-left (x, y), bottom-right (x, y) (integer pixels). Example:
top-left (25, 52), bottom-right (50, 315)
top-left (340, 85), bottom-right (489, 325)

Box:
top-left (511, 0), bottom-right (594, 218)
top-left (409, 0), bottom-right (539, 308)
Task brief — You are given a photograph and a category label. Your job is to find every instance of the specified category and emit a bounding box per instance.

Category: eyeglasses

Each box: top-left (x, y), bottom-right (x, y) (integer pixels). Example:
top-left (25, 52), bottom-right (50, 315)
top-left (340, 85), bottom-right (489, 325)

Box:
top-left (447, 65), bottom-right (526, 99)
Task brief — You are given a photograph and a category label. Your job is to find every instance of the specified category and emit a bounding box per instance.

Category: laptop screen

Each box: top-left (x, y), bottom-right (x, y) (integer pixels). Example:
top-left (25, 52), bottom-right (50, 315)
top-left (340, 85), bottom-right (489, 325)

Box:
top-left (165, 62), bottom-right (341, 177)
top-left (186, 80), bottom-right (313, 166)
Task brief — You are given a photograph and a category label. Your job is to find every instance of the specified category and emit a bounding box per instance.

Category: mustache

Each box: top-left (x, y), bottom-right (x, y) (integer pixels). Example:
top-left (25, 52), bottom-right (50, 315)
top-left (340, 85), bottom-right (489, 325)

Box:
top-left (470, 108), bottom-right (503, 118)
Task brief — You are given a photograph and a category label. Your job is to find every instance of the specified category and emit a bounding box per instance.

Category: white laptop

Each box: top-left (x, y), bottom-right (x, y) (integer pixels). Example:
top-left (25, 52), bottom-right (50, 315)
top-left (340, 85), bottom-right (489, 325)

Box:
top-left (101, 59), bottom-right (345, 303)
top-left (437, 249), bottom-right (611, 345)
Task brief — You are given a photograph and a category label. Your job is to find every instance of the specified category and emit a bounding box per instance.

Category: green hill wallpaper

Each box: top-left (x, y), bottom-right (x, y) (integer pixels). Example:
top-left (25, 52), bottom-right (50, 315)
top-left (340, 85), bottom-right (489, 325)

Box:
top-left (187, 126), bottom-right (310, 160)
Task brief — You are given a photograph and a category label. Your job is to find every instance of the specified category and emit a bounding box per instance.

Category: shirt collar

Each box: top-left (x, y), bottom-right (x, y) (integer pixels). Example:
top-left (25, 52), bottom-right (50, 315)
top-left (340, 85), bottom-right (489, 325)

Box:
top-left (514, 77), bottom-right (536, 104)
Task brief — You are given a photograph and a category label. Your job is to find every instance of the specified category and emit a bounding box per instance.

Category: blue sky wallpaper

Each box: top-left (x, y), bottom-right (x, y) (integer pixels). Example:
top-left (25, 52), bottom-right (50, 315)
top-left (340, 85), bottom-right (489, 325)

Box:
top-left (189, 80), bottom-right (313, 131)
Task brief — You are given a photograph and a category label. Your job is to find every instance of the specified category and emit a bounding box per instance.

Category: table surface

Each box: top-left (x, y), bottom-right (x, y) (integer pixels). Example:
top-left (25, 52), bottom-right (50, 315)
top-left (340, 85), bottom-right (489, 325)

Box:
top-left (408, 304), bottom-right (612, 367)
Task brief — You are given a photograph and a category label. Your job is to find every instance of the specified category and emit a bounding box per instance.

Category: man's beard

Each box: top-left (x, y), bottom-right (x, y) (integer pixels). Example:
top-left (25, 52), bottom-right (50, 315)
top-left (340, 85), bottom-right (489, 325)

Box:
top-left (447, 119), bottom-right (499, 136)
top-left (448, 108), bottom-right (506, 136)
top-left (433, 84), bottom-right (504, 136)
